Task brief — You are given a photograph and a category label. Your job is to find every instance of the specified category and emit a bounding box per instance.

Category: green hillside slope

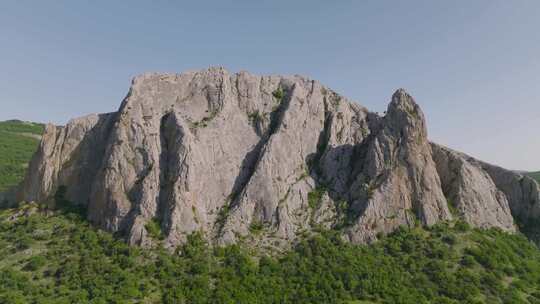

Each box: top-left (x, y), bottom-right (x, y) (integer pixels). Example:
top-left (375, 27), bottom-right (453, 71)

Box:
top-left (527, 171), bottom-right (540, 184)
top-left (1, 204), bottom-right (540, 304)
top-left (0, 120), bottom-right (44, 192)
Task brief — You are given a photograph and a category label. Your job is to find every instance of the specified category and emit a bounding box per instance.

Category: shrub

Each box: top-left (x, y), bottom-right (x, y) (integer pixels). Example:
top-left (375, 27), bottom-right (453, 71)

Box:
top-left (446, 197), bottom-right (459, 217)
top-left (272, 87), bottom-right (285, 101)
top-left (25, 255), bottom-right (47, 271)
top-left (15, 235), bottom-right (33, 251)
top-left (249, 220), bottom-right (264, 234)
top-left (145, 218), bottom-right (164, 240)
top-left (454, 220), bottom-right (471, 232)
top-left (308, 186), bottom-right (326, 210)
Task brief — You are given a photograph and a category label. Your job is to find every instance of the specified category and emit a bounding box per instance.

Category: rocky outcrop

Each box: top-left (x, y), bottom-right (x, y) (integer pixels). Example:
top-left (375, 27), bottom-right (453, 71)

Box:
top-left (480, 163), bottom-right (540, 223)
top-left (20, 113), bottom-right (114, 205)
top-left (431, 144), bottom-right (516, 231)
top-left (343, 90), bottom-right (452, 243)
top-left (18, 67), bottom-right (540, 248)
top-left (432, 145), bottom-right (540, 225)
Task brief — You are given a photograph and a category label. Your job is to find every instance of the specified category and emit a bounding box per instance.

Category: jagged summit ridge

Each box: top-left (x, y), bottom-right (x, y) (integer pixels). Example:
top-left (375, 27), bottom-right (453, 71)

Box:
top-left (19, 67), bottom-right (540, 248)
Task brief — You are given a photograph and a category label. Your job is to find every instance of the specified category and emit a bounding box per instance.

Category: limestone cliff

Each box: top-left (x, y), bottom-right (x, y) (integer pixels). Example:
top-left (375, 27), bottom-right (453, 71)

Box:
top-left (18, 67), bottom-right (540, 248)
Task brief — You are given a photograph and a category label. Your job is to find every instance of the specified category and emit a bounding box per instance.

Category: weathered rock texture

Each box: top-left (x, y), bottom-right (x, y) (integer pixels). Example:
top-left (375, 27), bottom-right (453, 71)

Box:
top-left (432, 144), bottom-right (540, 227)
top-left (18, 67), bottom-right (540, 248)
top-left (431, 144), bottom-right (516, 231)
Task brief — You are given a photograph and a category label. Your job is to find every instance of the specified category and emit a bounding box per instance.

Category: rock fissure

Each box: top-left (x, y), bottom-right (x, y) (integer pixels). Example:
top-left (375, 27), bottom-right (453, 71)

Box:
top-left (230, 84), bottom-right (294, 203)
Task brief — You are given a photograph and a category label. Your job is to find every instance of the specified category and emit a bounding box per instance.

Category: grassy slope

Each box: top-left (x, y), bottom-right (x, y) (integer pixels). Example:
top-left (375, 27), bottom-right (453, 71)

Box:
top-left (0, 120), bottom-right (44, 192)
top-left (1, 205), bottom-right (540, 304)
top-left (527, 171), bottom-right (540, 184)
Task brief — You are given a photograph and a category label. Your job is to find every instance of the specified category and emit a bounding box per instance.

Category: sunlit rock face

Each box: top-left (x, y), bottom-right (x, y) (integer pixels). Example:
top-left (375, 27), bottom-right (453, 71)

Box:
top-left (19, 67), bottom-right (540, 249)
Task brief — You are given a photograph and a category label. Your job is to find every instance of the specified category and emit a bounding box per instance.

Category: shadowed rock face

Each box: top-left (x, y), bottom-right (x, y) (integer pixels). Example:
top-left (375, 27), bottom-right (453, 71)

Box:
top-left (18, 67), bottom-right (540, 248)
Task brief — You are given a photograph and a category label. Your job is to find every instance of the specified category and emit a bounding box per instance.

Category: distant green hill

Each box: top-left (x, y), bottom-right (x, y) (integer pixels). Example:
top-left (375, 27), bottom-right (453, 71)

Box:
top-left (527, 171), bottom-right (540, 184)
top-left (0, 120), bottom-right (44, 192)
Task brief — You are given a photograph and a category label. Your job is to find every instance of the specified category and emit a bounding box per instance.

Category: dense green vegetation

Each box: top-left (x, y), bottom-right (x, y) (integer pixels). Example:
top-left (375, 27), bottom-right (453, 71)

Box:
top-left (0, 120), bottom-right (43, 192)
top-left (527, 171), bottom-right (540, 184)
top-left (1, 202), bottom-right (539, 304)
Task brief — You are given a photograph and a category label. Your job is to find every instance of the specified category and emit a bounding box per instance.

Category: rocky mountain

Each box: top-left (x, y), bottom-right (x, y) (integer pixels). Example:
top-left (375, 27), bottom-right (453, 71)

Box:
top-left (17, 67), bottom-right (540, 249)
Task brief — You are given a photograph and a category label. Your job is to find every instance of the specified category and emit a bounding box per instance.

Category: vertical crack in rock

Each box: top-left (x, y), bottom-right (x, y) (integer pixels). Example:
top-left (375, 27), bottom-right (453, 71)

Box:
top-left (218, 82), bottom-right (294, 234)
top-left (156, 111), bottom-right (193, 246)
top-left (308, 93), bottom-right (333, 181)
top-left (305, 91), bottom-right (355, 226)
top-left (157, 113), bottom-right (172, 233)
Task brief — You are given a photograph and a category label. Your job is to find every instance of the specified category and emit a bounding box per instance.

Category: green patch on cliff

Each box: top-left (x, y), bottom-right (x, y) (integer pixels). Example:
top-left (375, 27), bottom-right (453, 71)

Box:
top-left (249, 220), bottom-right (264, 234)
top-left (446, 197), bottom-right (460, 217)
top-left (146, 217), bottom-right (165, 240)
top-left (0, 120), bottom-right (44, 192)
top-left (272, 87), bottom-right (285, 101)
top-left (308, 186), bottom-right (326, 210)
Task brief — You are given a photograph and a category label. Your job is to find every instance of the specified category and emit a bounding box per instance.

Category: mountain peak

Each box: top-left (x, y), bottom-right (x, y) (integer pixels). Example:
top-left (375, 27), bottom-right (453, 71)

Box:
top-left (388, 88), bottom-right (420, 116)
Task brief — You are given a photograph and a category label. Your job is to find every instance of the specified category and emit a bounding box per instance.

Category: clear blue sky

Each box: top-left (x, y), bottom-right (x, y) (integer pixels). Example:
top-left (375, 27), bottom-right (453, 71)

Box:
top-left (1, 1), bottom-right (539, 170)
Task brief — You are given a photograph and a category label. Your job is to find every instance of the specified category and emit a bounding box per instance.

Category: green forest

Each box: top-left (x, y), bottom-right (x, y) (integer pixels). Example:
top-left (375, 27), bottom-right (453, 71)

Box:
top-left (1, 204), bottom-right (540, 304)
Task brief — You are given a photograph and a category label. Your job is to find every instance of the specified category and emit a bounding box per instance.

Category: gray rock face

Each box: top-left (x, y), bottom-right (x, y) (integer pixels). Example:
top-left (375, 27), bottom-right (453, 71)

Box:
top-left (433, 147), bottom-right (540, 224)
top-left (344, 90), bottom-right (453, 243)
top-left (19, 113), bottom-right (114, 205)
top-left (431, 144), bottom-right (516, 231)
top-left (18, 67), bottom-right (540, 248)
